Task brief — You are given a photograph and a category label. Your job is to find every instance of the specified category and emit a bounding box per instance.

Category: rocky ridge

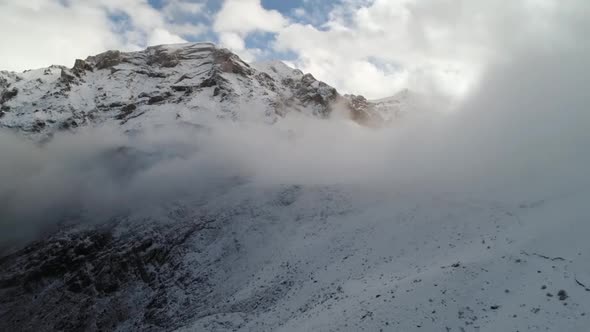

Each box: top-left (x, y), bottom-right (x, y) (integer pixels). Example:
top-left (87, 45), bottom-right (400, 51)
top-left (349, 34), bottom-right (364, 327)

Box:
top-left (0, 43), bottom-right (401, 137)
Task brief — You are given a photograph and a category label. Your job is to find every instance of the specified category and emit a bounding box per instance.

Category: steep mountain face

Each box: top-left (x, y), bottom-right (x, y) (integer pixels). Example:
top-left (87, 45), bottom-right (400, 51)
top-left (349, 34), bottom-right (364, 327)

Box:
top-left (0, 43), bottom-right (404, 332)
top-left (2, 43), bottom-right (589, 332)
top-left (0, 43), bottom-right (389, 137)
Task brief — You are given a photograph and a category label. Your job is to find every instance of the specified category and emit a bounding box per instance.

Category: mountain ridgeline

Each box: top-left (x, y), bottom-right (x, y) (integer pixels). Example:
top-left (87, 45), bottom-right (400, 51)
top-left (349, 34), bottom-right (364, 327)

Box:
top-left (0, 43), bottom-right (411, 137)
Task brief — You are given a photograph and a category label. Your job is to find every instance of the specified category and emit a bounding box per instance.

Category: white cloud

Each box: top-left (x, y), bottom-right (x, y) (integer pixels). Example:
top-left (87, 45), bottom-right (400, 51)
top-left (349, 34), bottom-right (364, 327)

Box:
top-left (213, 0), bottom-right (288, 36)
top-left (217, 32), bottom-right (263, 62)
top-left (0, 1), bottom-right (120, 71)
top-left (161, 0), bottom-right (208, 38)
top-left (2, 0), bottom-right (587, 102)
top-left (0, 0), bottom-right (187, 71)
top-left (162, 0), bottom-right (205, 19)
top-left (212, 0), bottom-right (288, 62)
top-left (218, 32), bottom-right (246, 51)
top-left (265, 0), bottom-right (589, 100)
top-left (168, 22), bottom-right (207, 38)
top-left (293, 7), bottom-right (306, 18)
top-left (147, 28), bottom-right (186, 46)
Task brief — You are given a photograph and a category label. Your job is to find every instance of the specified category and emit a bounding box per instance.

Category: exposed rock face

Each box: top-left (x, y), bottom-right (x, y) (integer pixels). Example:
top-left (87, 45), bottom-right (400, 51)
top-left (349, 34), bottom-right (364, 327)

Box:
top-left (213, 48), bottom-right (253, 76)
top-left (0, 217), bottom-right (220, 332)
top-left (345, 94), bottom-right (385, 126)
top-left (0, 75), bottom-right (8, 90)
top-left (72, 59), bottom-right (94, 77)
top-left (0, 87), bottom-right (18, 104)
top-left (292, 73), bottom-right (338, 117)
top-left (115, 104), bottom-right (137, 120)
top-left (59, 68), bottom-right (76, 84)
top-left (0, 43), bottom-right (403, 138)
top-left (89, 50), bottom-right (123, 70)
top-left (147, 47), bottom-right (182, 68)
top-left (0, 184), bottom-right (354, 332)
top-left (59, 117), bottom-right (79, 130)
top-left (147, 94), bottom-right (170, 105)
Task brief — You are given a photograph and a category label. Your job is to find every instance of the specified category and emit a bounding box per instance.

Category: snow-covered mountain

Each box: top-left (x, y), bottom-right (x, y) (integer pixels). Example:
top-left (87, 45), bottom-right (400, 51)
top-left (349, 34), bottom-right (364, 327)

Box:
top-left (0, 42), bottom-right (392, 138)
top-left (1, 43), bottom-right (589, 332)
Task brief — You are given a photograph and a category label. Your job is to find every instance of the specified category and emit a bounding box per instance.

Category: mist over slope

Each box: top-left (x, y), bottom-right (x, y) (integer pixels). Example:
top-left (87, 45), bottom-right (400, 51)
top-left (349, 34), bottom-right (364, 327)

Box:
top-left (0, 41), bottom-right (589, 331)
top-left (1, 47), bottom-right (588, 241)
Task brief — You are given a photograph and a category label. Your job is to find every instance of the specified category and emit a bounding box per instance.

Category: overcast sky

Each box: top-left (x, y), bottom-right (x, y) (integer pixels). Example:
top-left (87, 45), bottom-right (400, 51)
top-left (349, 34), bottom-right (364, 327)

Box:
top-left (0, 0), bottom-right (587, 99)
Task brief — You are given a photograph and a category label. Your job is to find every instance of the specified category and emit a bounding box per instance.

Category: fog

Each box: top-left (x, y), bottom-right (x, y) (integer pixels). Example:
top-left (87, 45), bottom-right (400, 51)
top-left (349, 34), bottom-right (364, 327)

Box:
top-left (1, 45), bottom-right (589, 245)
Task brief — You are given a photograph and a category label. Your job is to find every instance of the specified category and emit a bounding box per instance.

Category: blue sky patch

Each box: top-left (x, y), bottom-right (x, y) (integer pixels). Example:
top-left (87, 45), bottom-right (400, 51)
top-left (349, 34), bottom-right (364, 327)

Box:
top-left (141, 0), bottom-right (346, 62)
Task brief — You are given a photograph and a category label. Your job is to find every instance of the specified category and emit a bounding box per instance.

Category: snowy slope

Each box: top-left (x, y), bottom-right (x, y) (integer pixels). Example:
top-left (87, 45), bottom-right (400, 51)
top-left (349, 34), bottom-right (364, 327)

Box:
top-left (2, 181), bottom-right (588, 332)
top-left (171, 187), bottom-right (590, 332)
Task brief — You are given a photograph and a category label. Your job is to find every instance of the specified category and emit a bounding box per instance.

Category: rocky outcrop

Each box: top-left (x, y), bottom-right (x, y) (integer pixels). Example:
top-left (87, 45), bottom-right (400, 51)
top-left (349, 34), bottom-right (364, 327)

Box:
top-left (213, 48), bottom-right (253, 76)
top-left (59, 117), bottom-right (79, 130)
top-left (59, 68), bottom-right (76, 85)
top-left (72, 59), bottom-right (94, 77)
top-left (115, 104), bottom-right (137, 120)
top-left (0, 217), bottom-right (219, 332)
top-left (147, 47), bottom-right (181, 68)
top-left (147, 93), bottom-right (172, 105)
top-left (88, 50), bottom-right (123, 70)
top-left (345, 94), bottom-right (385, 126)
top-left (0, 87), bottom-right (18, 104)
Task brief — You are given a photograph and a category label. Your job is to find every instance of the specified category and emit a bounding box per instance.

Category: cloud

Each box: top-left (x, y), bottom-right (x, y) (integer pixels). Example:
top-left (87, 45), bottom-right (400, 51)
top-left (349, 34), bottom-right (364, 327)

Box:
top-left (147, 28), bottom-right (186, 45)
top-left (0, 1), bottom-right (123, 71)
top-left (2, 0), bottom-right (587, 103)
top-left (162, 0), bottom-right (205, 19)
top-left (0, 0), bottom-right (588, 246)
top-left (167, 22), bottom-right (207, 38)
top-left (218, 32), bottom-right (246, 51)
top-left (161, 0), bottom-right (208, 38)
top-left (212, 0), bottom-right (288, 59)
top-left (213, 0), bottom-right (288, 62)
top-left (214, 0), bottom-right (288, 36)
top-left (266, 0), bottom-right (589, 99)
top-left (0, 0), bottom-right (193, 72)
top-left (1, 30), bottom-right (588, 244)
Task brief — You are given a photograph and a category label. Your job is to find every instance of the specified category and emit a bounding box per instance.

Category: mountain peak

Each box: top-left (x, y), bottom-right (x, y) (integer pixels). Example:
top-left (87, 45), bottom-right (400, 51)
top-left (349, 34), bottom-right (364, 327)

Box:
top-left (0, 43), bottom-right (412, 137)
top-left (77, 42), bottom-right (250, 75)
